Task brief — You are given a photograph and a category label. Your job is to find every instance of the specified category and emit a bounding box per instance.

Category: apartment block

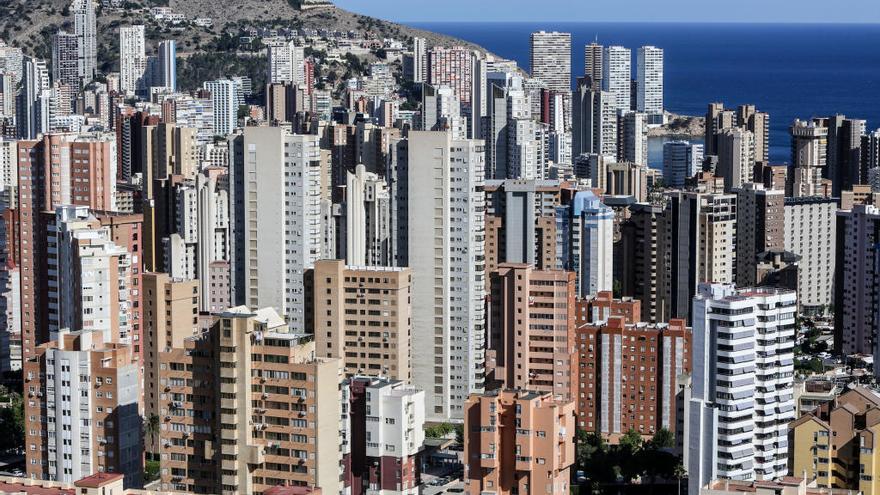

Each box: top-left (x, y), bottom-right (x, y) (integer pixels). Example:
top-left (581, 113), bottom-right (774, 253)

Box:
top-left (790, 387), bottom-right (880, 494)
top-left (688, 284), bottom-right (797, 493)
top-left (784, 196), bottom-right (836, 315)
top-left (341, 377), bottom-right (425, 495)
top-left (463, 390), bottom-right (575, 495)
top-left (24, 331), bottom-right (142, 488)
top-left (484, 179), bottom-right (579, 279)
top-left (834, 205), bottom-right (880, 359)
top-left (575, 316), bottom-right (690, 438)
top-left (735, 183), bottom-right (785, 288)
top-left (141, 272), bottom-right (199, 456)
top-left (487, 264), bottom-right (576, 402)
top-left (310, 260), bottom-right (412, 382)
top-left (575, 291), bottom-right (642, 326)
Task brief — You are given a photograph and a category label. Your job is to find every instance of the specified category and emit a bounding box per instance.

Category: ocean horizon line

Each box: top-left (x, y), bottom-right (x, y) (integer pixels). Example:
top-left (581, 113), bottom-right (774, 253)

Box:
top-left (404, 20), bottom-right (880, 26)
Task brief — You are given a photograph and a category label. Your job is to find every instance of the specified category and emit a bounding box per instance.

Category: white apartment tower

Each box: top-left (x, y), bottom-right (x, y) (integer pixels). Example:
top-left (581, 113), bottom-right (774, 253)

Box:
top-left (663, 140), bottom-right (704, 187)
top-left (345, 164), bottom-right (391, 267)
top-left (157, 40), bottom-right (177, 91)
top-left (203, 79), bottom-right (238, 137)
top-left (197, 168), bottom-right (230, 311)
top-left (602, 45), bottom-right (632, 113)
top-left (118, 25), bottom-right (146, 95)
top-left (558, 190), bottom-right (614, 298)
top-left (529, 31), bottom-right (572, 93)
top-left (47, 206), bottom-right (134, 347)
top-left (229, 127), bottom-right (323, 330)
top-left (267, 40), bottom-right (305, 85)
top-left (71, 0), bottom-right (97, 84)
top-left (688, 284), bottom-right (797, 494)
top-left (405, 131), bottom-right (486, 421)
top-left (412, 37), bottom-right (427, 83)
top-left (637, 45), bottom-right (664, 115)
top-left (783, 197), bottom-right (836, 315)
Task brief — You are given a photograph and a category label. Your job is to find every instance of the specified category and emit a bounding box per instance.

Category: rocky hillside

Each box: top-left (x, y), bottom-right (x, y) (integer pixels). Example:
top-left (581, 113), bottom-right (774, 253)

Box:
top-left (0, 0), bottom-right (487, 67)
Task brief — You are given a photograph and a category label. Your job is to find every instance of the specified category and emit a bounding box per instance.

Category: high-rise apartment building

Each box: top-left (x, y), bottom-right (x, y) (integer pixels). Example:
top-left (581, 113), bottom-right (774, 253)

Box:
top-left (487, 264), bottom-right (576, 401)
top-left (343, 164), bottom-right (391, 266)
top-left (0, 40), bottom-right (24, 84)
top-left (229, 127), bottom-right (323, 328)
top-left (736, 104), bottom-right (770, 164)
top-left (24, 331), bottom-right (142, 487)
top-left (833, 205), bottom-right (880, 358)
top-left (618, 110), bottom-right (648, 166)
top-left (663, 191), bottom-right (737, 322)
top-left (463, 390), bottom-right (575, 495)
top-left (427, 46), bottom-right (476, 106)
top-left (341, 377), bottom-right (425, 495)
top-left (784, 196), bottom-right (836, 315)
top-left (819, 115), bottom-right (866, 197)
top-left (203, 79), bottom-right (239, 137)
top-left (16, 133), bottom-right (117, 360)
top-left (584, 42), bottom-right (603, 88)
top-left (16, 57), bottom-right (51, 139)
top-left (572, 78), bottom-right (617, 159)
top-left (688, 284), bottom-right (796, 494)
top-left (412, 37), bottom-right (427, 84)
top-left (46, 206), bottom-right (134, 349)
top-left (71, 0), bottom-right (97, 84)
top-left (637, 46), bottom-right (663, 115)
top-left (118, 25), bottom-right (146, 95)
top-left (157, 307), bottom-right (344, 494)
top-left (51, 31), bottom-right (80, 91)
top-left (602, 46), bottom-right (631, 114)
top-left (557, 190), bottom-right (613, 298)
top-left (141, 272), bottom-right (199, 455)
top-left (529, 31), bottom-right (572, 93)
top-left (663, 140), bottom-right (703, 187)
top-left (310, 260), bottom-right (412, 382)
top-left (157, 40), bottom-right (177, 91)
top-left (716, 127), bottom-right (755, 192)
top-left (734, 183), bottom-right (785, 288)
top-left (789, 119), bottom-right (829, 197)
top-left (403, 130), bottom-right (486, 421)
top-left (267, 40), bottom-right (306, 86)
top-left (575, 315), bottom-right (690, 438)
top-left (484, 179), bottom-right (579, 277)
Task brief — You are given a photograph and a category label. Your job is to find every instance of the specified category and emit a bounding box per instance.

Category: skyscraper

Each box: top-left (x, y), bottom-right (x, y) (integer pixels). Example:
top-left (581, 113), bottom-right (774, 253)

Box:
top-left (51, 31), bottom-right (80, 91)
top-left (572, 78), bottom-right (617, 159)
top-left (584, 41), bottom-right (603, 88)
top-left (637, 45), bottom-right (663, 115)
top-left (618, 110), bottom-right (648, 165)
top-left (663, 140), bottom-right (703, 187)
top-left (228, 127), bottom-right (323, 329)
top-left (403, 130), bottom-right (486, 421)
top-left (716, 127), bottom-right (755, 192)
top-left (119, 25), bottom-right (146, 95)
top-left (427, 46), bottom-right (475, 106)
top-left (833, 204), bottom-right (880, 358)
top-left (688, 284), bottom-right (796, 493)
top-left (203, 79), bottom-right (238, 137)
top-left (71, 0), bottom-right (97, 84)
top-left (784, 196), bottom-right (836, 315)
top-left (412, 37), bottom-right (427, 83)
top-left (266, 40), bottom-right (305, 86)
top-left (529, 31), bottom-right (572, 93)
top-left (734, 183), bottom-right (785, 288)
top-left (789, 119), bottom-right (829, 197)
top-left (157, 40), bottom-right (177, 91)
top-left (557, 190), bottom-right (614, 298)
top-left (602, 45), bottom-right (631, 113)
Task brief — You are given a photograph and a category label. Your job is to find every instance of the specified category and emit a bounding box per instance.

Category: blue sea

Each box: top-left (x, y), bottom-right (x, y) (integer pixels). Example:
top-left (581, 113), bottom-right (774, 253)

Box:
top-left (411, 22), bottom-right (880, 165)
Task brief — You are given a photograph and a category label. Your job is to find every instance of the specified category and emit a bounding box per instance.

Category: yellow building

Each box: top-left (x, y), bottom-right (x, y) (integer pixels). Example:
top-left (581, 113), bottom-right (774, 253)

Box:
top-left (790, 387), bottom-right (880, 495)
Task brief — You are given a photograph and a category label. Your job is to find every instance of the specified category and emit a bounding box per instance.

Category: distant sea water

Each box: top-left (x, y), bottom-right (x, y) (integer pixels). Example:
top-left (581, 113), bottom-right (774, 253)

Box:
top-left (410, 22), bottom-right (880, 165)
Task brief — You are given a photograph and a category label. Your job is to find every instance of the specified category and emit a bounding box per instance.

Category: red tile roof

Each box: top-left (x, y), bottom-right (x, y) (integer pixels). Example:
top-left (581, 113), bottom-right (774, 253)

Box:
top-left (74, 472), bottom-right (124, 488)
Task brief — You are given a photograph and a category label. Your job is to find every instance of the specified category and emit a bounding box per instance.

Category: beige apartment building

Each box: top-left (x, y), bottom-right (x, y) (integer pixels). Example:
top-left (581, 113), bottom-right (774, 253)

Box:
top-left (142, 272), bottom-right (199, 456)
top-left (309, 260), bottom-right (412, 382)
top-left (157, 306), bottom-right (344, 495)
top-left (487, 264), bottom-right (576, 402)
top-left (463, 390), bottom-right (575, 495)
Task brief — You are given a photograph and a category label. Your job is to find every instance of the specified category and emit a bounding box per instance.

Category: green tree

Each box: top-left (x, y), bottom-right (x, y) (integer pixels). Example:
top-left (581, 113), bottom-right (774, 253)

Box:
top-left (0, 392), bottom-right (24, 453)
top-left (650, 427), bottom-right (675, 449)
top-left (143, 413), bottom-right (161, 458)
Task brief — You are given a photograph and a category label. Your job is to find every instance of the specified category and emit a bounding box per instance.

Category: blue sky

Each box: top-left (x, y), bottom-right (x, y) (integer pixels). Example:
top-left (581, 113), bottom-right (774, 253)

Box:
top-left (333, 0), bottom-right (880, 23)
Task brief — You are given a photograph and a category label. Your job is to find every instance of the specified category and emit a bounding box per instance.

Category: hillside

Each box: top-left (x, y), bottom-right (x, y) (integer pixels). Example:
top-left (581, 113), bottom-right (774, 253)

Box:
top-left (0, 0), bottom-right (486, 63)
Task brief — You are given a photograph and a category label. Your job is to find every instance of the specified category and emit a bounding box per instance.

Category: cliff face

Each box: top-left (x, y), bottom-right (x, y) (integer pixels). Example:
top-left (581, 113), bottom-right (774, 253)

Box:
top-left (0, 0), bottom-right (485, 62)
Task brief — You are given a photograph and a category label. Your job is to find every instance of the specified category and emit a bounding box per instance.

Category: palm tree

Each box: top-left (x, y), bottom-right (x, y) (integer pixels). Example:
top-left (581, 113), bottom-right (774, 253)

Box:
top-left (144, 413), bottom-right (161, 459)
top-left (674, 463), bottom-right (687, 495)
